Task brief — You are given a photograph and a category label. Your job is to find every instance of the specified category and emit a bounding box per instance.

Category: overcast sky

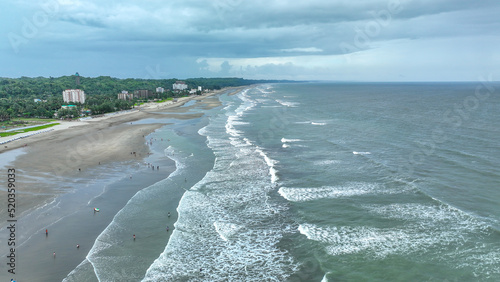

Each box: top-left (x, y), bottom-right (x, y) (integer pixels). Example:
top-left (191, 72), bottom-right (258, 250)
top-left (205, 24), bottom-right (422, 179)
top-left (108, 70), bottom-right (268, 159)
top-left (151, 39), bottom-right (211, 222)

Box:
top-left (1, 0), bottom-right (499, 81)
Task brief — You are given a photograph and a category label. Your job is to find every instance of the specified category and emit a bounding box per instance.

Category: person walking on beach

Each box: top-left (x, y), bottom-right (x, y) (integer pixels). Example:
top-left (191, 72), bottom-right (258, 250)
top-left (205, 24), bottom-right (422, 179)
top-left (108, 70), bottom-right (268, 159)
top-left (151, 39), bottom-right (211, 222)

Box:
top-left (53, 252), bottom-right (56, 257)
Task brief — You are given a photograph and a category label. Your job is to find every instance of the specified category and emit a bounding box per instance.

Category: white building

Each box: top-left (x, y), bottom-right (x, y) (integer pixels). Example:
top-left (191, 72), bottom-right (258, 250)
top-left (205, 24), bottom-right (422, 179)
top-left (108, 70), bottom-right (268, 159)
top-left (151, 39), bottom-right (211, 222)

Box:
top-left (156, 87), bottom-right (165, 93)
top-left (118, 92), bottom-right (134, 100)
top-left (62, 89), bottom-right (86, 104)
top-left (198, 86), bottom-right (202, 92)
top-left (172, 81), bottom-right (188, 91)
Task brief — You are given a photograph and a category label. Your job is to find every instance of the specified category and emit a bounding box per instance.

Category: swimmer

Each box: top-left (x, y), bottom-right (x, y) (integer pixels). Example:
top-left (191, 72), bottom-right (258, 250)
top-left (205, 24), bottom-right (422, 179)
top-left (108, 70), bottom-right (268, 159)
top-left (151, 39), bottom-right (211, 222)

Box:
top-left (166, 226), bottom-right (169, 232)
top-left (168, 212), bottom-right (171, 217)
top-left (133, 234), bottom-right (136, 240)
top-left (53, 252), bottom-right (56, 257)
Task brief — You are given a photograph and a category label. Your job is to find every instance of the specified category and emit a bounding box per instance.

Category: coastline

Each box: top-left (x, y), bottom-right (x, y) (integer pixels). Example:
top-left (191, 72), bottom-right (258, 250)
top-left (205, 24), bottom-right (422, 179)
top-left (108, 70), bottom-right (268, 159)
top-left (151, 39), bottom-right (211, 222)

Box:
top-left (0, 89), bottom-right (227, 223)
top-left (0, 87), bottom-right (235, 281)
top-left (0, 88), bottom-right (230, 154)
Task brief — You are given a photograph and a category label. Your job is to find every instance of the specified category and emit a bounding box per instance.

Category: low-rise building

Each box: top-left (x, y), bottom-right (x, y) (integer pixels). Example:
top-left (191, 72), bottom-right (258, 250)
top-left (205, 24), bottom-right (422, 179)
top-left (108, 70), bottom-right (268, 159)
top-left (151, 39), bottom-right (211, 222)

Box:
top-left (156, 87), bottom-right (165, 93)
top-left (61, 105), bottom-right (77, 109)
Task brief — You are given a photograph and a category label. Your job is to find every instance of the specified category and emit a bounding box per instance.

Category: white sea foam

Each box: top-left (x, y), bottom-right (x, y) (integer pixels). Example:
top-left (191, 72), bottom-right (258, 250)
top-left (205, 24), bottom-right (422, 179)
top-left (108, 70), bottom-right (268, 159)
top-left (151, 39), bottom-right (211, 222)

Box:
top-left (282, 144), bottom-right (290, 148)
top-left (213, 221), bottom-right (243, 241)
top-left (363, 203), bottom-right (490, 232)
top-left (313, 160), bottom-right (341, 166)
top-left (143, 87), bottom-right (298, 281)
top-left (276, 99), bottom-right (299, 107)
top-left (256, 147), bottom-right (279, 183)
top-left (281, 138), bottom-right (303, 143)
top-left (278, 183), bottom-right (386, 202)
top-left (353, 151), bottom-right (371, 155)
top-left (299, 202), bottom-right (500, 274)
top-left (311, 122), bottom-right (326, 125)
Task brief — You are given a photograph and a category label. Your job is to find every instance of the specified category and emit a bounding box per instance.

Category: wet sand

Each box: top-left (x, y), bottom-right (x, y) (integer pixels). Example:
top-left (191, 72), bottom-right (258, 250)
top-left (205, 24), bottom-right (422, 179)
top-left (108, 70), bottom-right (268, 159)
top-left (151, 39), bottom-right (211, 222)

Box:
top-left (0, 88), bottom-right (231, 281)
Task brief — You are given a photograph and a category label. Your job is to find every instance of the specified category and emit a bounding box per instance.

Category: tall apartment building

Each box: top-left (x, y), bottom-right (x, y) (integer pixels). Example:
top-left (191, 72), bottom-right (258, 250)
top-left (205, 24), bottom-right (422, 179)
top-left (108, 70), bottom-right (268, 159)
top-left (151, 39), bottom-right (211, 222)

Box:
top-left (134, 90), bottom-right (153, 99)
top-left (172, 81), bottom-right (188, 90)
top-left (62, 89), bottom-right (86, 104)
top-left (118, 91), bottom-right (134, 100)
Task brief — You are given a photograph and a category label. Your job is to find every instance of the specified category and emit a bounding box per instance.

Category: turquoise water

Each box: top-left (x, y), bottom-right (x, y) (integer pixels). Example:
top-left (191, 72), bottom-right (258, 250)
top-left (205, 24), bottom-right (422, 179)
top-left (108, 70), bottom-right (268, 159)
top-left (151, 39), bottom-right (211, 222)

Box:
top-left (62, 83), bottom-right (500, 281)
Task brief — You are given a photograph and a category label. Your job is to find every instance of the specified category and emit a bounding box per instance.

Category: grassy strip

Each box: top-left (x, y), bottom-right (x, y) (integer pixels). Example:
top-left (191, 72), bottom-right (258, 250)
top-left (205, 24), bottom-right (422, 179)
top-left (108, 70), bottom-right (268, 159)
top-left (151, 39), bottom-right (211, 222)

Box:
top-left (155, 98), bottom-right (174, 103)
top-left (0, 123), bottom-right (60, 137)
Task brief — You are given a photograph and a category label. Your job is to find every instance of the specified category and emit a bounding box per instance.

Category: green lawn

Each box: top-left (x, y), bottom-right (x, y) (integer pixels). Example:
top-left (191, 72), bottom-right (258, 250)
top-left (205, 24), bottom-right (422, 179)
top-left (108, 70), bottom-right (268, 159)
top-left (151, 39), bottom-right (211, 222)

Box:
top-left (155, 98), bottom-right (174, 103)
top-left (0, 123), bottom-right (60, 137)
top-left (0, 118), bottom-right (56, 128)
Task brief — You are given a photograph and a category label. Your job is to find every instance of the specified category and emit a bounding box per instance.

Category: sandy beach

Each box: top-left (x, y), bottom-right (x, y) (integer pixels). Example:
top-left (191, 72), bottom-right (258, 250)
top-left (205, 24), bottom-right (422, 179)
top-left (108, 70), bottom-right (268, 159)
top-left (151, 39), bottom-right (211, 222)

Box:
top-left (0, 89), bottom-right (225, 222)
top-left (0, 87), bottom-right (234, 281)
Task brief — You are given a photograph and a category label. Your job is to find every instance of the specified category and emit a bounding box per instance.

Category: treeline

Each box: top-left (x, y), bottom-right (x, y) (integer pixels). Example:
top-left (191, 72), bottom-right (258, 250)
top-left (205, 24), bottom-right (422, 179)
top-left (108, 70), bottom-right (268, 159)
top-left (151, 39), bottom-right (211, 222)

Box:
top-left (0, 76), bottom-right (291, 120)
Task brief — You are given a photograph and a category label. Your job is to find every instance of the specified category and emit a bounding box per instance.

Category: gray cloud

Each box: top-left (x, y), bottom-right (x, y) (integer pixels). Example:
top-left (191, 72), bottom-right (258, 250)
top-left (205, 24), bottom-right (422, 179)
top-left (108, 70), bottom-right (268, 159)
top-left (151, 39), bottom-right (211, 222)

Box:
top-left (1, 0), bottom-right (499, 80)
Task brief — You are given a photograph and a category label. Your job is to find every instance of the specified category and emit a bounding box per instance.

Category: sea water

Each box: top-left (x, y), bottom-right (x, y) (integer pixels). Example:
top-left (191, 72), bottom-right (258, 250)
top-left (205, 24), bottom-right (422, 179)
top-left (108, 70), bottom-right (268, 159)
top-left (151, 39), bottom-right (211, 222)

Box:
top-left (66, 82), bottom-right (500, 281)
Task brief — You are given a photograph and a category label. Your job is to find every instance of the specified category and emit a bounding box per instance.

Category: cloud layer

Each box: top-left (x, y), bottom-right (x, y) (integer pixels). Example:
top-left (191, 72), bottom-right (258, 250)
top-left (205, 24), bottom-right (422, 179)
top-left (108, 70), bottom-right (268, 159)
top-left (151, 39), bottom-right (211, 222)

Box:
top-left (1, 0), bottom-right (499, 80)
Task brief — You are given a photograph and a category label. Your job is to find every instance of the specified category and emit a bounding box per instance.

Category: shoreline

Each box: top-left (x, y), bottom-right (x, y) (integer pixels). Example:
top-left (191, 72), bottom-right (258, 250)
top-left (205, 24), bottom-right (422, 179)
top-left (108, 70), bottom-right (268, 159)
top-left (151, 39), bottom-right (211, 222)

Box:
top-left (0, 87), bottom-right (239, 280)
top-left (0, 88), bottom-right (232, 154)
top-left (0, 87), bottom-right (233, 222)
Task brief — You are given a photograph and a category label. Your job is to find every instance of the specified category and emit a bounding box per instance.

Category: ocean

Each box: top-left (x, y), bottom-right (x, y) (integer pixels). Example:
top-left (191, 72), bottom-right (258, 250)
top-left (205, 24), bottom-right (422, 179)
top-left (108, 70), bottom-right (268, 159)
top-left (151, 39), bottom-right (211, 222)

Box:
top-left (42, 82), bottom-right (500, 280)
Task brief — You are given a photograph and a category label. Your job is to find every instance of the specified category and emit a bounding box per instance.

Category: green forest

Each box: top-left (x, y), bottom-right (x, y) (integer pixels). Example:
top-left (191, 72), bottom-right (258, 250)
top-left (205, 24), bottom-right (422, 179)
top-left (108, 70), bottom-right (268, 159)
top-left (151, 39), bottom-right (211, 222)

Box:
top-left (0, 75), bottom-right (288, 121)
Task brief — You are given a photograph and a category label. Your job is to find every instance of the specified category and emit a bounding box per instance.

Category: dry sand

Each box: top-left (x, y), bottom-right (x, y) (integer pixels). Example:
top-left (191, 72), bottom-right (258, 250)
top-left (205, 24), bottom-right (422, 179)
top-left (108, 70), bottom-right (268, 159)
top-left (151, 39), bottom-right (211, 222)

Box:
top-left (0, 88), bottom-right (232, 223)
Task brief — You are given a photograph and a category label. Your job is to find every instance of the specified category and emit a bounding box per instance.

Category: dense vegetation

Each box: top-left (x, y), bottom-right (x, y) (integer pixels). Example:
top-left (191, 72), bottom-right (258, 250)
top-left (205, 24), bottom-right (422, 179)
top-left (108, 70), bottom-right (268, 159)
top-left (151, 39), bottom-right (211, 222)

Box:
top-left (0, 76), bottom-right (289, 121)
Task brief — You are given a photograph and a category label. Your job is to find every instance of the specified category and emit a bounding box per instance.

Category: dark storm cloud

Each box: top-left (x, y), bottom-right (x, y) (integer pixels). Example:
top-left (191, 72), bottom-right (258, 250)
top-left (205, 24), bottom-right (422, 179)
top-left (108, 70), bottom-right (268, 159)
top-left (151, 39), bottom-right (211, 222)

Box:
top-left (1, 0), bottom-right (499, 80)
